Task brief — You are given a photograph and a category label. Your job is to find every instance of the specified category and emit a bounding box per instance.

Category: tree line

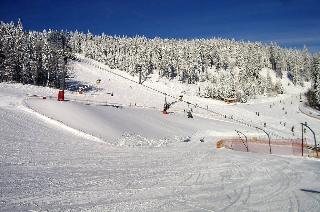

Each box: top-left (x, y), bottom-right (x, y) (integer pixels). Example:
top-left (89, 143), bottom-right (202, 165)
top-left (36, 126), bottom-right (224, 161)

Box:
top-left (0, 20), bottom-right (72, 88)
top-left (70, 31), bottom-right (313, 102)
top-left (308, 54), bottom-right (320, 108)
top-left (0, 20), bottom-right (319, 106)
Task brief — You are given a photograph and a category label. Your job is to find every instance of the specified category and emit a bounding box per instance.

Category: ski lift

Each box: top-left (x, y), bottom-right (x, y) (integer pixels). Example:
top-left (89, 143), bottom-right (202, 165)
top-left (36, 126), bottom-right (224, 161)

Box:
top-left (162, 94), bottom-right (178, 114)
top-left (163, 103), bottom-right (169, 114)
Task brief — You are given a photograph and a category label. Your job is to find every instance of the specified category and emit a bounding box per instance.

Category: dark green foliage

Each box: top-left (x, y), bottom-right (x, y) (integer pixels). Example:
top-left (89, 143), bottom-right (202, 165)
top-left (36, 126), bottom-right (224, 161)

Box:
top-left (307, 55), bottom-right (320, 108)
top-left (306, 90), bottom-right (319, 108)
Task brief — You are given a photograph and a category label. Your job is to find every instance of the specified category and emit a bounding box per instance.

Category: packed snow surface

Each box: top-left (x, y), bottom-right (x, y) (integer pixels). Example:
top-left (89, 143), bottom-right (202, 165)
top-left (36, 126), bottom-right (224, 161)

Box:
top-left (1, 57), bottom-right (320, 211)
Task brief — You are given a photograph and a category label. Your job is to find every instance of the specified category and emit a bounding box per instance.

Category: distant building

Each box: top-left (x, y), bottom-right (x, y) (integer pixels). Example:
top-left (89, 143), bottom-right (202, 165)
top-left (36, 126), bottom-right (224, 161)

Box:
top-left (224, 97), bottom-right (237, 104)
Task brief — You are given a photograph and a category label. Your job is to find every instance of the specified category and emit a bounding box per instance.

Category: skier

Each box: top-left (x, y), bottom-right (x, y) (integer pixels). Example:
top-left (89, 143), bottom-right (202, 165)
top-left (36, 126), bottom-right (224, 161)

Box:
top-left (187, 109), bottom-right (193, 118)
top-left (291, 125), bottom-right (295, 136)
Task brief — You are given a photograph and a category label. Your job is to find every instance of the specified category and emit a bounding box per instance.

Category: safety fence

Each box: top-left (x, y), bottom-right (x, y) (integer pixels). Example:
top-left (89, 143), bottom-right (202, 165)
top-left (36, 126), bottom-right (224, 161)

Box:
top-left (217, 138), bottom-right (319, 158)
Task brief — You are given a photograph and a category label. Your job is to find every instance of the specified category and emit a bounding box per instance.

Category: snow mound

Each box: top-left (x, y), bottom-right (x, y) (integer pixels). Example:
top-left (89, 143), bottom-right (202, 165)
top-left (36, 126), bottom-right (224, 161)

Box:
top-left (113, 133), bottom-right (191, 148)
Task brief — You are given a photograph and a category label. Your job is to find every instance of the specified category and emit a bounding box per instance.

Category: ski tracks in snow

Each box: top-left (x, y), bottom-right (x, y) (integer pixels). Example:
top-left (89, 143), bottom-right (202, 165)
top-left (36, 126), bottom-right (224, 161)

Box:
top-left (168, 147), bottom-right (310, 212)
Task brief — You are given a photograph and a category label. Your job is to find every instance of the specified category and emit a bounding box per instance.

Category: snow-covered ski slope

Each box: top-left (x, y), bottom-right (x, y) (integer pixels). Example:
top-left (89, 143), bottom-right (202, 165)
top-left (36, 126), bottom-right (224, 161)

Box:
top-left (25, 98), bottom-right (256, 147)
top-left (1, 55), bottom-right (320, 211)
top-left (69, 55), bottom-right (319, 143)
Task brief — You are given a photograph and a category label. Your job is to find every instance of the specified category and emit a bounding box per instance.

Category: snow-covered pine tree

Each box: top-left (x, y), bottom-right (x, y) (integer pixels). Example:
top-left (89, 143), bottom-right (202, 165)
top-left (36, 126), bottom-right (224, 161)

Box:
top-left (274, 80), bottom-right (284, 94)
top-left (266, 71), bottom-right (273, 94)
top-left (0, 20), bottom-right (314, 101)
top-left (311, 55), bottom-right (320, 106)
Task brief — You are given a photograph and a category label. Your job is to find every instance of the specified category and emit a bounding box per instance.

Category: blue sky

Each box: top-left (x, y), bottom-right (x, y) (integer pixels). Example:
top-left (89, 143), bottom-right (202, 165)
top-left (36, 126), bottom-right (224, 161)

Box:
top-left (1, 0), bottom-right (320, 52)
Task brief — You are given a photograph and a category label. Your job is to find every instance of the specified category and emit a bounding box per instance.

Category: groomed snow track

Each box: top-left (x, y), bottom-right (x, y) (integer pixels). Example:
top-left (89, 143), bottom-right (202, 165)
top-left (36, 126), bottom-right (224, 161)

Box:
top-left (22, 97), bottom-right (106, 144)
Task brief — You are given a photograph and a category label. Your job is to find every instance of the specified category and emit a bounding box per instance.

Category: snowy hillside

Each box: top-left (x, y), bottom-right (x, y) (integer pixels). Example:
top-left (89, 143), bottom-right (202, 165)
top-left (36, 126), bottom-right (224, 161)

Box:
top-left (1, 20), bottom-right (316, 105)
top-left (1, 55), bottom-right (320, 211)
top-left (66, 55), bottom-right (318, 142)
top-left (259, 68), bottom-right (310, 95)
top-left (68, 30), bottom-right (314, 103)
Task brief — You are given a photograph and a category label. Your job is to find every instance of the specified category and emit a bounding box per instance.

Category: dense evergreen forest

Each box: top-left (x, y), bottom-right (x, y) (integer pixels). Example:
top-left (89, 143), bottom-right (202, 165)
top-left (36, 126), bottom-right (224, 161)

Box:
top-left (0, 20), bottom-right (72, 88)
top-left (0, 20), bottom-right (319, 106)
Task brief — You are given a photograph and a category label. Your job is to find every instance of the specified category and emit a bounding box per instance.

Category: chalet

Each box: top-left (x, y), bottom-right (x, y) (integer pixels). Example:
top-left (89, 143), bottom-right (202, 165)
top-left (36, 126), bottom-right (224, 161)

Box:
top-left (224, 97), bottom-right (237, 104)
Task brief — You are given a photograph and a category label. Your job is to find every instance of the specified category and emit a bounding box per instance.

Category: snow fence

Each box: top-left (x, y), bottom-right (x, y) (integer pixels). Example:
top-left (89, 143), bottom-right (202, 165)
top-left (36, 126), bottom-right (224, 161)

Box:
top-left (217, 138), bottom-right (319, 158)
